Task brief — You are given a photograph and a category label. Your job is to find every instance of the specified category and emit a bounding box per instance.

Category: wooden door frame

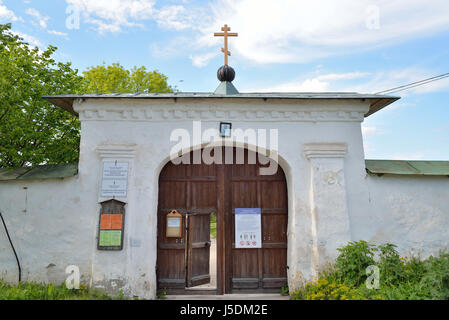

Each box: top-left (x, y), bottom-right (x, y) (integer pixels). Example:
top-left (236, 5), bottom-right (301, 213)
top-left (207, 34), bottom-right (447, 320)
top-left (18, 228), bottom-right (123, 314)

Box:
top-left (216, 163), bottom-right (225, 295)
top-left (156, 147), bottom-right (287, 295)
top-left (223, 162), bottom-right (233, 293)
top-left (157, 157), bottom-right (224, 295)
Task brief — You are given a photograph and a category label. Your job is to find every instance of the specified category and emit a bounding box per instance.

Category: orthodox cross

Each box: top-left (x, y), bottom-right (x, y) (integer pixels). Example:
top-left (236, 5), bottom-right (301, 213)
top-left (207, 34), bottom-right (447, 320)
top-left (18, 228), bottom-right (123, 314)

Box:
top-left (214, 24), bottom-right (238, 65)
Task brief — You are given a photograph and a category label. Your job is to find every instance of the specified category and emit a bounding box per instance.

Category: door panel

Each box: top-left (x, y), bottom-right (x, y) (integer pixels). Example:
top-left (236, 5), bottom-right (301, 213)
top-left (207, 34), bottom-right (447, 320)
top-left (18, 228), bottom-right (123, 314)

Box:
top-left (191, 182), bottom-right (217, 208)
top-left (157, 212), bottom-right (187, 289)
top-left (226, 148), bottom-right (288, 292)
top-left (186, 213), bottom-right (211, 287)
top-left (157, 155), bottom-right (216, 292)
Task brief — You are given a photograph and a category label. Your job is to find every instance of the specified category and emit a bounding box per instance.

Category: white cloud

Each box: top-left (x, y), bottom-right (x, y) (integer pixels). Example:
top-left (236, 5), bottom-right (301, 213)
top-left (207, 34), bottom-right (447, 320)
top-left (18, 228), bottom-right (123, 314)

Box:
top-left (150, 36), bottom-right (192, 58)
top-left (47, 29), bottom-right (69, 37)
top-left (411, 77), bottom-right (449, 94)
top-left (0, 0), bottom-right (18, 21)
top-left (155, 3), bottom-right (212, 31)
top-left (362, 126), bottom-right (379, 139)
top-left (189, 51), bottom-right (218, 67)
top-left (25, 7), bottom-right (69, 39)
top-left (61, 0), bottom-right (449, 70)
top-left (155, 5), bottom-right (193, 30)
top-left (246, 68), bottom-right (449, 95)
top-left (26, 8), bottom-right (49, 28)
top-left (64, 0), bottom-right (212, 34)
top-left (187, 0), bottom-right (449, 65)
top-left (11, 30), bottom-right (42, 47)
top-left (348, 68), bottom-right (449, 95)
top-left (248, 72), bottom-right (369, 92)
top-left (65, 0), bottom-right (155, 33)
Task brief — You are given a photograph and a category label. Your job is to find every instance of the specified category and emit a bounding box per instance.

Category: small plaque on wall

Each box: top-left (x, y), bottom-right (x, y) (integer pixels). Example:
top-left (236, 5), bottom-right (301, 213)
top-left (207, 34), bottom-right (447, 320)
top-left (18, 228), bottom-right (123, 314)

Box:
top-left (97, 199), bottom-right (126, 250)
top-left (101, 161), bottom-right (129, 197)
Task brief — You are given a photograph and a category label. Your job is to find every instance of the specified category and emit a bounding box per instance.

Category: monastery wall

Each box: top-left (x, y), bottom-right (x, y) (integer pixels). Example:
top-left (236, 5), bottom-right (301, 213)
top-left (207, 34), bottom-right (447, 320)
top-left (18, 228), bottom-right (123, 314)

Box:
top-left (0, 176), bottom-right (93, 285)
top-left (1, 97), bottom-right (447, 299)
top-left (354, 174), bottom-right (449, 256)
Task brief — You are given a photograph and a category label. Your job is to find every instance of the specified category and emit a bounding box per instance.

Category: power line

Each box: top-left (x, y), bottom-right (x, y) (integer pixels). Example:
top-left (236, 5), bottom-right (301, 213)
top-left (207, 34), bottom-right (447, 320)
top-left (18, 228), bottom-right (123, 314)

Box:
top-left (375, 72), bottom-right (449, 94)
top-left (375, 72), bottom-right (449, 95)
top-left (383, 75), bottom-right (449, 94)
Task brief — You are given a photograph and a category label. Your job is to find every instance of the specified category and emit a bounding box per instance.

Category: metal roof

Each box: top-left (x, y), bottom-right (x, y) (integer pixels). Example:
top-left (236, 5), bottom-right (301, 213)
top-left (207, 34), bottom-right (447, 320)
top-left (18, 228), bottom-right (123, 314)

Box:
top-left (214, 82), bottom-right (239, 95)
top-left (366, 160), bottom-right (449, 176)
top-left (0, 163), bottom-right (78, 181)
top-left (42, 92), bottom-right (399, 117)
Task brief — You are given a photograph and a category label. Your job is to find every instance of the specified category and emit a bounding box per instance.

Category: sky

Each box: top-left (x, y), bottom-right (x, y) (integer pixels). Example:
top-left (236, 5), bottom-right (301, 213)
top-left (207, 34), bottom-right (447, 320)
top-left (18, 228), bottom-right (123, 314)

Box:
top-left (1, 0), bottom-right (449, 160)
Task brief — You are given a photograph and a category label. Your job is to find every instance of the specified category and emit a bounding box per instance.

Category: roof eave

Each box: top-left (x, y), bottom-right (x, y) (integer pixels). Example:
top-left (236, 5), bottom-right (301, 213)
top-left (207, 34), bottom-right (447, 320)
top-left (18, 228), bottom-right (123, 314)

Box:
top-left (366, 97), bottom-right (401, 117)
top-left (44, 96), bottom-right (78, 116)
top-left (43, 93), bottom-right (400, 118)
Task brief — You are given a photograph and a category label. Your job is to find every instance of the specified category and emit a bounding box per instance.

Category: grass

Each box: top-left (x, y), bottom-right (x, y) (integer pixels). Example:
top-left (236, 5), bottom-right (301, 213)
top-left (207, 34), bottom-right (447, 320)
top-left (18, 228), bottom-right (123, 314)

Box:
top-left (210, 212), bottom-right (217, 239)
top-left (0, 280), bottom-right (126, 300)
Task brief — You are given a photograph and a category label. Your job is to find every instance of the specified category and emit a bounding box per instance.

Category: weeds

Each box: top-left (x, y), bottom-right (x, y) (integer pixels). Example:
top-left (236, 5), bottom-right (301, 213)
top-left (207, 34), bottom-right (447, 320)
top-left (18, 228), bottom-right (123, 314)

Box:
top-left (0, 280), bottom-right (126, 300)
top-left (291, 241), bottom-right (449, 300)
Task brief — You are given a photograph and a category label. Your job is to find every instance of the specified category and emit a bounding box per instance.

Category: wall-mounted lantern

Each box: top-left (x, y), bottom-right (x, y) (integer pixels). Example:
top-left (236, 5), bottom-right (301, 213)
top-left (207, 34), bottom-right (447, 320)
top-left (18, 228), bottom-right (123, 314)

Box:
top-left (219, 122), bottom-right (232, 137)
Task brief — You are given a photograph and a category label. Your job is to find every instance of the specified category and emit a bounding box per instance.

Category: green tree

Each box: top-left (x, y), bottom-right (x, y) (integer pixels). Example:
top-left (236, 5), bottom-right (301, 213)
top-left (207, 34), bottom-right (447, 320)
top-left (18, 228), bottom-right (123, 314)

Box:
top-left (82, 63), bottom-right (174, 93)
top-left (0, 23), bottom-right (83, 168)
top-left (0, 23), bottom-right (174, 168)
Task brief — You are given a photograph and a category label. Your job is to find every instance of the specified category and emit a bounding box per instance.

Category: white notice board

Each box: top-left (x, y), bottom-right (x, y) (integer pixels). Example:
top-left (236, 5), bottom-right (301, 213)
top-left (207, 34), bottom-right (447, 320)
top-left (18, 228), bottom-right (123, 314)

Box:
top-left (235, 208), bottom-right (262, 248)
top-left (167, 217), bottom-right (181, 228)
top-left (101, 161), bottom-right (129, 197)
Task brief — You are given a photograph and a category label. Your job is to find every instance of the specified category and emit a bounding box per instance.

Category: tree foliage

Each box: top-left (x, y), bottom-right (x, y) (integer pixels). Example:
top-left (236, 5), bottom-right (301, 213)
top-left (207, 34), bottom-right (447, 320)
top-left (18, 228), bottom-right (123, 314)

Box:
top-left (82, 63), bottom-right (173, 93)
top-left (0, 23), bottom-right (174, 168)
top-left (0, 23), bottom-right (83, 168)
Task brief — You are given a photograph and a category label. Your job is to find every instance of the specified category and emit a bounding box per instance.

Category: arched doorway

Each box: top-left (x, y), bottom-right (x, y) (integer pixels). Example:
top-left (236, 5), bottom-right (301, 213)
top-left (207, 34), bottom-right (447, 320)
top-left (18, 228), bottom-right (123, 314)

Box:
top-left (156, 147), bottom-right (288, 294)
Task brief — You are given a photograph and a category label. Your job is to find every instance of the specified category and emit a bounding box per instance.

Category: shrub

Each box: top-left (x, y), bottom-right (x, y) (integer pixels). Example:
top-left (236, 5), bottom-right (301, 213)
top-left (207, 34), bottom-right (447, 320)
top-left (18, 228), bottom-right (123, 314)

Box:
top-left (403, 255), bottom-right (427, 284)
top-left (291, 279), bottom-right (368, 300)
top-left (376, 282), bottom-right (431, 300)
top-left (420, 252), bottom-right (449, 299)
top-left (377, 243), bottom-right (405, 286)
top-left (290, 241), bottom-right (449, 300)
top-left (335, 240), bottom-right (376, 287)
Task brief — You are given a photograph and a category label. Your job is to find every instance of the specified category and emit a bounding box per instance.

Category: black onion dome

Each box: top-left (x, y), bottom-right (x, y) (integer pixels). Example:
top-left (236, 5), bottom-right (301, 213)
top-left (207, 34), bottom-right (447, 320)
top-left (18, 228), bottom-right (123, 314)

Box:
top-left (217, 65), bottom-right (235, 82)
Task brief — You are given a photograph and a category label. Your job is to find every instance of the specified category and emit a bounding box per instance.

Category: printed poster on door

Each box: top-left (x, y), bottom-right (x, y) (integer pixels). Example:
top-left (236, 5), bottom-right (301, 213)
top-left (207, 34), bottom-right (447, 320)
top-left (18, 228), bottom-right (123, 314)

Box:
top-left (235, 208), bottom-right (261, 248)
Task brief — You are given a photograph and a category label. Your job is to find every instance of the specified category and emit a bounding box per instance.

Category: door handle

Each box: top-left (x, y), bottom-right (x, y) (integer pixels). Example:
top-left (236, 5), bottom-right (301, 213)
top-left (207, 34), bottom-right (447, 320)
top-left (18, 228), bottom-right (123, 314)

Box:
top-left (205, 241), bottom-right (211, 247)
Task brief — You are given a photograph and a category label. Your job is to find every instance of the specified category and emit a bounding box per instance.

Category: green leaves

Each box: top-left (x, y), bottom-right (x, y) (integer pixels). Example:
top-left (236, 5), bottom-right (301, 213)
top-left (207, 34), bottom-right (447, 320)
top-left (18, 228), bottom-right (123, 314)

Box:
top-left (335, 240), bottom-right (376, 287)
top-left (420, 252), bottom-right (449, 299)
top-left (82, 63), bottom-right (174, 94)
top-left (0, 23), bottom-right (83, 168)
top-left (377, 243), bottom-right (405, 286)
top-left (0, 23), bottom-right (174, 168)
top-left (0, 280), bottom-right (124, 300)
top-left (291, 241), bottom-right (449, 300)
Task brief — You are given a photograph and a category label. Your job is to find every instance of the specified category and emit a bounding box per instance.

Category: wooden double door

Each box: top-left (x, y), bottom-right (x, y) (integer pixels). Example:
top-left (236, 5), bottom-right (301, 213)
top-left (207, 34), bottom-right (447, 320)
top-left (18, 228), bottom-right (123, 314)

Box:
top-left (157, 147), bottom-right (288, 294)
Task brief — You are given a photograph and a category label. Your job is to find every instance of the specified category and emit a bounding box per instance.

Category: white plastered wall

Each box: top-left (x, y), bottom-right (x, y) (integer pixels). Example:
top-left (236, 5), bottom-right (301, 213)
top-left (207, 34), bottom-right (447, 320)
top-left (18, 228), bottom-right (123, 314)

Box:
top-left (357, 174), bottom-right (449, 257)
top-left (0, 176), bottom-right (94, 285)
